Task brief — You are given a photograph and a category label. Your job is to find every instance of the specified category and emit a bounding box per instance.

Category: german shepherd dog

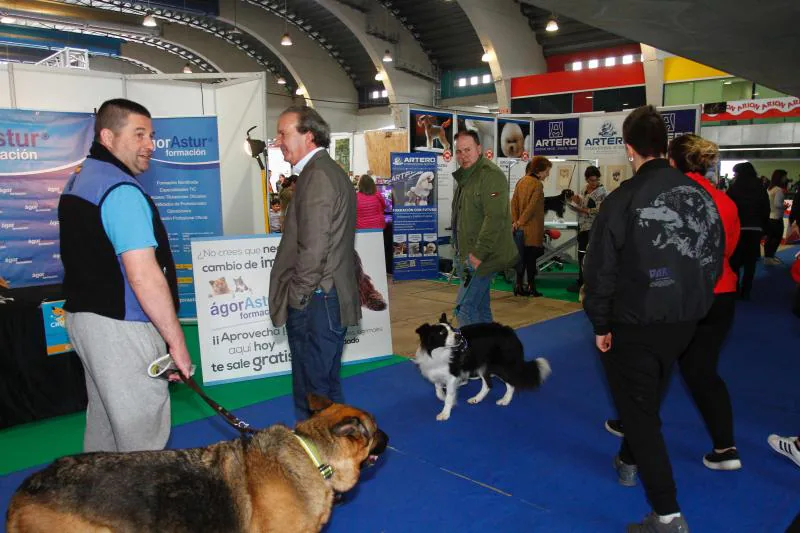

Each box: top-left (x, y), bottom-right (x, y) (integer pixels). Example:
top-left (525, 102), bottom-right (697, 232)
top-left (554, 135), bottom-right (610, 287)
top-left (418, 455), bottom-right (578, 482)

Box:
top-left (6, 395), bottom-right (388, 533)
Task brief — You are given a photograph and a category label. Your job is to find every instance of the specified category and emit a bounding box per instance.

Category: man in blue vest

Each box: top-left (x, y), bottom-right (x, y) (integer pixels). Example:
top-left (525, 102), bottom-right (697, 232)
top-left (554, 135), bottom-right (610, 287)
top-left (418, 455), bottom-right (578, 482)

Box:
top-left (59, 98), bottom-right (191, 452)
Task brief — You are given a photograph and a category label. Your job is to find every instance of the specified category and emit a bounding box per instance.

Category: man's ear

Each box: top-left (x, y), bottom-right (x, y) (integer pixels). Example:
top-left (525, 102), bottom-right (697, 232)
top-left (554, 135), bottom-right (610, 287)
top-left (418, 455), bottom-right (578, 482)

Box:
top-left (99, 128), bottom-right (114, 148)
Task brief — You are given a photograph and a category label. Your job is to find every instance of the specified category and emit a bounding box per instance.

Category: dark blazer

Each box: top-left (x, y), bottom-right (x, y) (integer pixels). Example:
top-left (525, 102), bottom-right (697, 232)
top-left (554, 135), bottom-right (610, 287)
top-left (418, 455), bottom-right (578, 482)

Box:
top-left (269, 150), bottom-right (361, 327)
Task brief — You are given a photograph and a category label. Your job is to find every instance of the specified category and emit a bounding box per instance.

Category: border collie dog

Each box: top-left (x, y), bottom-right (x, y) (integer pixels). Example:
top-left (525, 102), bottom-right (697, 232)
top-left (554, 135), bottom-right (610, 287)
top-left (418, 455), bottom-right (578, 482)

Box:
top-left (414, 314), bottom-right (551, 421)
top-left (544, 189), bottom-right (575, 219)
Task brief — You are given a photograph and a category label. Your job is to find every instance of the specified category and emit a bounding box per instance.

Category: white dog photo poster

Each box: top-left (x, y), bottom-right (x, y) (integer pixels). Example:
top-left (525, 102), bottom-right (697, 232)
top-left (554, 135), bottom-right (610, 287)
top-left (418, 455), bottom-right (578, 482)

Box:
top-left (192, 232), bottom-right (393, 386)
top-left (456, 113), bottom-right (496, 160)
top-left (496, 118), bottom-right (532, 160)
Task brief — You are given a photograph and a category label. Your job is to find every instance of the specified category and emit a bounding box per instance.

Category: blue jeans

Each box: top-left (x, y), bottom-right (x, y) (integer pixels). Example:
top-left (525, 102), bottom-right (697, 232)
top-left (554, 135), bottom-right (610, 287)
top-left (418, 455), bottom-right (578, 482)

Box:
top-left (285, 287), bottom-right (347, 421)
top-left (454, 267), bottom-right (493, 327)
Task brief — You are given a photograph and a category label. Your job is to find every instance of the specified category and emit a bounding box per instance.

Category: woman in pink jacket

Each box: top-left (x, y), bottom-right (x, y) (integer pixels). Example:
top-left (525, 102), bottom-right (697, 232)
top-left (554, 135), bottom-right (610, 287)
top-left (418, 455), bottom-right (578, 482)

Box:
top-left (356, 174), bottom-right (386, 230)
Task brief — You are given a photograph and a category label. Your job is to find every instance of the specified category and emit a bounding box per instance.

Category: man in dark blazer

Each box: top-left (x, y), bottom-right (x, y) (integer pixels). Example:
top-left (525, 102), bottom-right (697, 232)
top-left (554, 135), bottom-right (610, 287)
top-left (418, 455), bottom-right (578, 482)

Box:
top-left (269, 106), bottom-right (361, 420)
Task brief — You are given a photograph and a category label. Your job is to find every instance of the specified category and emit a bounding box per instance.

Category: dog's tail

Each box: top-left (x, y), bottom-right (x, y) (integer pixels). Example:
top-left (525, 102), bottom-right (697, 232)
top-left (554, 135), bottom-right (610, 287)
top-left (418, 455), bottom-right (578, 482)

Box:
top-left (514, 357), bottom-right (551, 388)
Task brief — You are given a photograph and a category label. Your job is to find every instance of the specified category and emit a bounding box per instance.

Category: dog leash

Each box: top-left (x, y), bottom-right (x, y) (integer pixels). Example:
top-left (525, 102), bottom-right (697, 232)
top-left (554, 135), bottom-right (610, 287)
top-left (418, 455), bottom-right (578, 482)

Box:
top-left (179, 374), bottom-right (257, 436)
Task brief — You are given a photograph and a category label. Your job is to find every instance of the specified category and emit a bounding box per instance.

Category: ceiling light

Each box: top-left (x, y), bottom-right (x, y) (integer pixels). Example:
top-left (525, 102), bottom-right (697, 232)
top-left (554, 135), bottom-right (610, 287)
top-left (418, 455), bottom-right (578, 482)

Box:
top-left (572, 61), bottom-right (583, 71)
top-left (588, 59), bottom-right (599, 69)
top-left (277, 75), bottom-right (286, 85)
top-left (458, 78), bottom-right (467, 87)
top-left (545, 18), bottom-right (559, 32)
top-left (605, 57), bottom-right (616, 67)
top-left (481, 51), bottom-right (491, 62)
top-left (381, 89), bottom-right (388, 97)
top-left (382, 49), bottom-right (393, 63)
top-left (723, 80), bottom-right (732, 85)
top-left (295, 86), bottom-right (304, 95)
top-left (182, 63), bottom-right (192, 73)
top-left (622, 54), bottom-right (634, 65)
top-left (482, 74), bottom-right (491, 84)
top-left (281, 32), bottom-right (292, 46)
top-left (586, 95), bottom-right (593, 99)
top-left (372, 90), bottom-right (380, 99)
top-left (1, 15), bottom-right (16, 24)
top-left (470, 76), bottom-right (479, 86)
top-left (374, 71), bottom-right (384, 81)
top-left (142, 12), bottom-right (157, 27)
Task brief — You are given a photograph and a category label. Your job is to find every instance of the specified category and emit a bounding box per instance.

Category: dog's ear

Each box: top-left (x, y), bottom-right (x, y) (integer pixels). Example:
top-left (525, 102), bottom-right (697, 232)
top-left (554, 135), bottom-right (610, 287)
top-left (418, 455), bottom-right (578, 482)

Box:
top-left (415, 323), bottom-right (430, 336)
top-left (307, 394), bottom-right (333, 414)
top-left (331, 416), bottom-right (368, 439)
top-left (439, 312), bottom-right (448, 324)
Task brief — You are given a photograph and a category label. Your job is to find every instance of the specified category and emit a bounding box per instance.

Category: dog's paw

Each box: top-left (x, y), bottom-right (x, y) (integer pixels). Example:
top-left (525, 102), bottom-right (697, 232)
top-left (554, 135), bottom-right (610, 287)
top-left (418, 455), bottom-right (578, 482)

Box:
top-left (467, 395), bottom-right (483, 404)
top-left (496, 397), bottom-right (511, 406)
top-left (436, 411), bottom-right (450, 421)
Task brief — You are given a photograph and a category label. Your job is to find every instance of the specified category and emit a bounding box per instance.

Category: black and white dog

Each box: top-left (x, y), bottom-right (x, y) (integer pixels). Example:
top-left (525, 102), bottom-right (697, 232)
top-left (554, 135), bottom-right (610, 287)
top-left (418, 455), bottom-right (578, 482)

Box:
top-left (544, 189), bottom-right (575, 219)
top-left (413, 314), bottom-right (551, 421)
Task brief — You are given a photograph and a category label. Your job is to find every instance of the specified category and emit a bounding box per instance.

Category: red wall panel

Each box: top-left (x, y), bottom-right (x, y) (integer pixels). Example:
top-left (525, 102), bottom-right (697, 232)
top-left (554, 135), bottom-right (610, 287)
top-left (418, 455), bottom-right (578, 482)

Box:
top-left (511, 63), bottom-right (645, 99)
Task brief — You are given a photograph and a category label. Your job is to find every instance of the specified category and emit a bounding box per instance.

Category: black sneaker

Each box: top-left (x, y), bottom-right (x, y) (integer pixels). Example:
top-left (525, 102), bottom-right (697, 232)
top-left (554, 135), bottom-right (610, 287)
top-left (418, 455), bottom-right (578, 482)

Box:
top-left (605, 419), bottom-right (624, 437)
top-left (703, 448), bottom-right (742, 471)
top-left (627, 512), bottom-right (690, 533)
top-left (614, 455), bottom-right (637, 487)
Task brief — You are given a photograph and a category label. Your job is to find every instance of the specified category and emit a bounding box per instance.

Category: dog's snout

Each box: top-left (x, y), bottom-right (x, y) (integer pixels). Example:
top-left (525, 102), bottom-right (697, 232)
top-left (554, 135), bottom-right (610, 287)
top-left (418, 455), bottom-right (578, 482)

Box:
top-left (371, 429), bottom-right (388, 456)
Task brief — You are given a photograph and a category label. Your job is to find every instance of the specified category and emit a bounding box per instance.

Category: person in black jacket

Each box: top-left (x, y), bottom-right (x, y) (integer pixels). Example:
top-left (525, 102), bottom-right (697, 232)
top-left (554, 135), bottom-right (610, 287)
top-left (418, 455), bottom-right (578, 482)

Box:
top-left (583, 106), bottom-right (724, 533)
top-left (727, 162), bottom-right (770, 300)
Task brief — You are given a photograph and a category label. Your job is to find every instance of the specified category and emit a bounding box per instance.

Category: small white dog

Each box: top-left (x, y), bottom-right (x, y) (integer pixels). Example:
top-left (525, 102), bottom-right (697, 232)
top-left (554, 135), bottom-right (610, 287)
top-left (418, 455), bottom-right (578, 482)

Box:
top-left (405, 172), bottom-right (434, 206)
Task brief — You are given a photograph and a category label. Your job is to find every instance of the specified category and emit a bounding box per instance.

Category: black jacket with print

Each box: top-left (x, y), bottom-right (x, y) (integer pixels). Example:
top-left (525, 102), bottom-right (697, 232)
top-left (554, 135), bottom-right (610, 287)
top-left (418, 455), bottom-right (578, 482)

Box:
top-left (583, 159), bottom-right (724, 335)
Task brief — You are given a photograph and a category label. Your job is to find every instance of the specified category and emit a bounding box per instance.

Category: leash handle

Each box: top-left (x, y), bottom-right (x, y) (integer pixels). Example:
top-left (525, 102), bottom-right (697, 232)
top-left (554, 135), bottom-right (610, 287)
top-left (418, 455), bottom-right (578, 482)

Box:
top-left (180, 374), bottom-right (257, 436)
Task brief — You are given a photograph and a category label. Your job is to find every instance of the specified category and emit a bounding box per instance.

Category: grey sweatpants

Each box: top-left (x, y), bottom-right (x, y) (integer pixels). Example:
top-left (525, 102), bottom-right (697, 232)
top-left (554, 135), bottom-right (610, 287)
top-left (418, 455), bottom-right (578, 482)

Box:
top-left (65, 312), bottom-right (171, 452)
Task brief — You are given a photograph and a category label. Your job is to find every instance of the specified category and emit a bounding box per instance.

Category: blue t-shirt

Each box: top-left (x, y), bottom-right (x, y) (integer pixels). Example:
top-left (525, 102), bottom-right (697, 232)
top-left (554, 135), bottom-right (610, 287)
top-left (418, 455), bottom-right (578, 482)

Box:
top-left (101, 185), bottom-right (157, 255)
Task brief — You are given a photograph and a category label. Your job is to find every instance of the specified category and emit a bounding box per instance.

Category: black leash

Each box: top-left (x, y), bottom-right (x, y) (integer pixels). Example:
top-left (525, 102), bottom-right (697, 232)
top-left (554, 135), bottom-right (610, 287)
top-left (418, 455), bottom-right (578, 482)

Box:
top-left (179, 374), bottom-right (257, 436)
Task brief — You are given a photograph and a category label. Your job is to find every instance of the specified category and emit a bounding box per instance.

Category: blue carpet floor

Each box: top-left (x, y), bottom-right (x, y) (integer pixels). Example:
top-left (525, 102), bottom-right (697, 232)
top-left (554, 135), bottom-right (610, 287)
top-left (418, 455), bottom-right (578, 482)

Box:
top-left (2, 247), bottom-right (799, 532)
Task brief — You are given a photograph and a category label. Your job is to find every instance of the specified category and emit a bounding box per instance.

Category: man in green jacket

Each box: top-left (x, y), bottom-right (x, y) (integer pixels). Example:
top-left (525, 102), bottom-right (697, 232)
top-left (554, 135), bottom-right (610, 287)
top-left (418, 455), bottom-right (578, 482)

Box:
top-left (451, 130), bottom-right (519, 326)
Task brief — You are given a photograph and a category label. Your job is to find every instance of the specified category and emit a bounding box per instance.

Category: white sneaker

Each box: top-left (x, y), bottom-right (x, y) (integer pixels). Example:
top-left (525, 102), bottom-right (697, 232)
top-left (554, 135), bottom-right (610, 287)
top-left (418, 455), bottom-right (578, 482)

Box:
top-left (767, 434), bottom-right (800, 468)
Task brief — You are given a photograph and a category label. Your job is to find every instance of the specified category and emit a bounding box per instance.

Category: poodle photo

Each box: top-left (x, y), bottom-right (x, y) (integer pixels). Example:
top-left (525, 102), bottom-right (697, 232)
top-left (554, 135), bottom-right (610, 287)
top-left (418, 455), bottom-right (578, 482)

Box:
top-left (405, 172), bottom-right (435, 206)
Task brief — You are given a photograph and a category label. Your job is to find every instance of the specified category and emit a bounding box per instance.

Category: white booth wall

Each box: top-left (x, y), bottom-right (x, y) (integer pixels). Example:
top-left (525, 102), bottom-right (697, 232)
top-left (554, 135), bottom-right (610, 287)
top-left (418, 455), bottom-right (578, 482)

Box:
top-left (0, 64), bottom-right (267, 236)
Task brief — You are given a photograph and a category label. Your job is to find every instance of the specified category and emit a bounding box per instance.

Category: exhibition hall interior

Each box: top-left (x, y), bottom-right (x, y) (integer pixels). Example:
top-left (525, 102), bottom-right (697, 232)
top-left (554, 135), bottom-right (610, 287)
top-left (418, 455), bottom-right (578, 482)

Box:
top-left (0, 0), bottom-right (798, 531)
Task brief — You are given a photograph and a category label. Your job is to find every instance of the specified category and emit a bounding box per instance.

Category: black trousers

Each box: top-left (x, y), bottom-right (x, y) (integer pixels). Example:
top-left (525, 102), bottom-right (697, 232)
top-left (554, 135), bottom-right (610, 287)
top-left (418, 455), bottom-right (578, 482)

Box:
top-left (516, 245), bottom-right (544, 286)
top-left (601, 321), bottom-right (697, 516)
top-left (730, 230), bottom-right (762, 296)
top-left (577, 230), bottom-right (590, 286)
top-left (678, 292), bottom-right (737, 450)
top-left (763, 219), bottom-right (784, 258)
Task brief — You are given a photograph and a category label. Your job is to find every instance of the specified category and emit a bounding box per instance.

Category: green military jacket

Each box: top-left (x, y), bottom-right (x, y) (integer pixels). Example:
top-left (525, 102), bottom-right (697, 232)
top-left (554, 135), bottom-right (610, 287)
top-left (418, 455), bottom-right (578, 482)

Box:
top-left (451, 156), bottom-right (519, 277)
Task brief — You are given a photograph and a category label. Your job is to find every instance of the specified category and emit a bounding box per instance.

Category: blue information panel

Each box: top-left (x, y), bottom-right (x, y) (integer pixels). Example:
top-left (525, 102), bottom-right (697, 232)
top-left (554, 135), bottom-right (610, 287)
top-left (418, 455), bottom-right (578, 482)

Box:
top-left (41, 299), bottom-right (72, 355)
top-left (138, 117), bottom-right (223, 318)
top-left (661, 109), bottom-right (698, 142)
top-left (390, 152), bottom-right (439, 280)
top-left (0, 109), bottom-right (94, 288)
top-left (533, 117), bottom-right (580, 157)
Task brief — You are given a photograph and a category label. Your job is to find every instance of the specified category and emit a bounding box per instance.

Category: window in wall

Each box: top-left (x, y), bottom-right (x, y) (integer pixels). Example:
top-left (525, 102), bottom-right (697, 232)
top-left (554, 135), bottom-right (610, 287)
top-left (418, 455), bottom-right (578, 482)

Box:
top-left (592, 86), bottom-right (646, 113)
top-left (511, 93), bottom-right (573, 114)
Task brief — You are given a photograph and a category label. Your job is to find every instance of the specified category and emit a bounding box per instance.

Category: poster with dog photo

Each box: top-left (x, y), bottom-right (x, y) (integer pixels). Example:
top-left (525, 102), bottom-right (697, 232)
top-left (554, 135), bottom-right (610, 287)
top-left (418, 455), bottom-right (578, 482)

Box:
top-left (390, 152), bottom-right (439, 280)
top-left (604, 164), bottom-right (629, 192)
top-left (496, 118), bottom-right (532, 160)
top-left (409, 108), bottom-right (454, 155)
top-left (192, 232), bottom-right (392, 385)
top-left (456, 114), bottom-right (496, 159)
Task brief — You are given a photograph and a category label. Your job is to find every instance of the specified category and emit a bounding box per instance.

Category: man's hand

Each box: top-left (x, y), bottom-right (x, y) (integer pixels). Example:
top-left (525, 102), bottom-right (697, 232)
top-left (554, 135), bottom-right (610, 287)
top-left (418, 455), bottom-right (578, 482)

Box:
top-left (468, 253), bottom-right (482, 270)
top-left (167, 343), bottom-right (192, 382)
top-left (512, 221), bottom-right (519, 230)
top-left (595, 333), bottom-right (612, 353)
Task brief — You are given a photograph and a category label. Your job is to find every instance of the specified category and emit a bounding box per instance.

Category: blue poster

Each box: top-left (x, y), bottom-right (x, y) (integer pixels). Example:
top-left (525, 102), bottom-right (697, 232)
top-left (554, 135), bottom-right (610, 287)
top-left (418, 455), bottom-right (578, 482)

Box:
top-left (390, 152), bottom-right (439, 280)
top-left (138, 116), bottom-right (223, 319)
top-left (661, 109), bottom-right (698, 142)
top-left (41, 299), bottom-right (73, 355)
top-left (533, 118), bottom-right (580, 157)
top-left (0, 109), bottom-right (94, 288)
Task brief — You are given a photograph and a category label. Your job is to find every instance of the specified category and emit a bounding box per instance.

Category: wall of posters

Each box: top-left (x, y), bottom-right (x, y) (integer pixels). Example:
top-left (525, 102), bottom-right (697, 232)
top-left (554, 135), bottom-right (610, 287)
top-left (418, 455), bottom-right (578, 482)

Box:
top-left (0, 109), bottom-right (93, 288)
top-left (138, 116), bottom-right (223, 319)
top-left (390, 152), bottom-right (439, 280)
top-left (497, 118), bottom-right (531, 160)
top-left (192, 231), bottom-right (392, 386)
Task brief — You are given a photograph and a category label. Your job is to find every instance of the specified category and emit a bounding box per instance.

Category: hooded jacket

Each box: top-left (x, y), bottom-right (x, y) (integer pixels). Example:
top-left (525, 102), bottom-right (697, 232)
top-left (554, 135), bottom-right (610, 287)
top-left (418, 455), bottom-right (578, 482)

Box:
top-left (451, 155), bottom-right (519, 277)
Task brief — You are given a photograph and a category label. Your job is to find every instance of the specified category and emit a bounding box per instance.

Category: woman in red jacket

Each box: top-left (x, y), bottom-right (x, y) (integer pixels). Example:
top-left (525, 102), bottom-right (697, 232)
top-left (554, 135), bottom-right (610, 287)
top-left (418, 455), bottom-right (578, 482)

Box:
top-left (605, 134), bottom-right (744, 471)
top-left (355, 174), bottom-right (386, 230)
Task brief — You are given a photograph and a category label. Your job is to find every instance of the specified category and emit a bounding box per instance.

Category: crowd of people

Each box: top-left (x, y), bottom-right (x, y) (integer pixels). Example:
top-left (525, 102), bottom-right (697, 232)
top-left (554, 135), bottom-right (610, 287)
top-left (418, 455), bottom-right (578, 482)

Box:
top-left (55, 99), bottom-right (798, 532)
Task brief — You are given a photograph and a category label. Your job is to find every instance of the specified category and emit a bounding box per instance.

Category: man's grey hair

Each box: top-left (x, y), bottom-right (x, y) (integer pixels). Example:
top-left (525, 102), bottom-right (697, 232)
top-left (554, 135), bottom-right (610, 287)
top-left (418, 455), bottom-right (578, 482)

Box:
top-left (280, 106), bottom-right (331, 149)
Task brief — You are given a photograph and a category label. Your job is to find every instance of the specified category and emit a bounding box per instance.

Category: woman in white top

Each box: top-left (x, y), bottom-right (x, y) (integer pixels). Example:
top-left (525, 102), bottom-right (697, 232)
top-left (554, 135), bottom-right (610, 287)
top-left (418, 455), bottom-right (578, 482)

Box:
top-left (764, 169), bottom-right (788, 264)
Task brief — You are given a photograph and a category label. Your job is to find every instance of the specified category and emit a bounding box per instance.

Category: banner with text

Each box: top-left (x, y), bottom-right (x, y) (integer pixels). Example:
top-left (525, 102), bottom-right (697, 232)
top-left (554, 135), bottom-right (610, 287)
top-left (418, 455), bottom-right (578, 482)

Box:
top-left (138, 116), bottom-right (223, 319)
top-left (390, 152), bottom-right (439, 280)
top-left (192, 232), bottom-right (392, 385)
top-left (0, 109), bottom-right (93, 288)
top-left (579, 114), bottom-right (630, 193)
top-left (658, 107), bottom-right (699, 142)
top-left (702, 97), bottom-right (800, 121)
top-left (533, 117), bottom-right (580, 157)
